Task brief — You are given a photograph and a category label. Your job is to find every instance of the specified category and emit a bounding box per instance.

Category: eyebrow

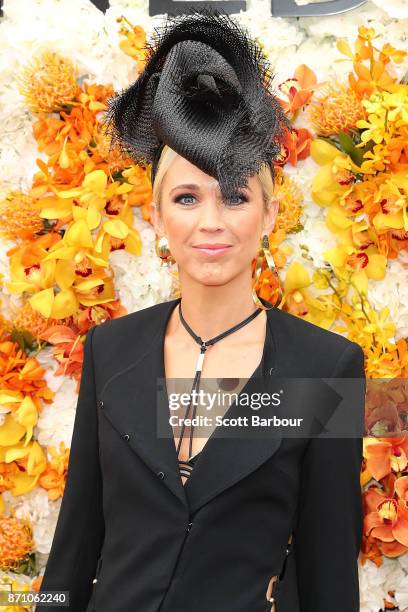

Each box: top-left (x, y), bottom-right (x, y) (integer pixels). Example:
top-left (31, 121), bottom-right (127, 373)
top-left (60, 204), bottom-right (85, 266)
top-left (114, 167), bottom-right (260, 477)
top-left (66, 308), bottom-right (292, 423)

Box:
top-left (169, 183), bottom-right (252, 194)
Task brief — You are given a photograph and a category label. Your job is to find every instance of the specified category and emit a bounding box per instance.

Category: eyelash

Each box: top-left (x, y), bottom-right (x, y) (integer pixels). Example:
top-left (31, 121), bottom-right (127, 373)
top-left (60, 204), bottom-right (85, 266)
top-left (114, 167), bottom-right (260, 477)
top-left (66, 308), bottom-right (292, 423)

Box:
top-left (173, 192), bottom-right (249, 206)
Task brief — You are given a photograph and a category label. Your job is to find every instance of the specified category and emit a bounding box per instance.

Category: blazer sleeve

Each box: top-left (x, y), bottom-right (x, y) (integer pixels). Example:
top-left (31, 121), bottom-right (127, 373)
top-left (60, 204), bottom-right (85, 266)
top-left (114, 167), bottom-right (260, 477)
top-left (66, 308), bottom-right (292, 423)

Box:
top-left (293, 342), bottom-right (366, 612)
top-left (36, 325), bottom-right (105, 612)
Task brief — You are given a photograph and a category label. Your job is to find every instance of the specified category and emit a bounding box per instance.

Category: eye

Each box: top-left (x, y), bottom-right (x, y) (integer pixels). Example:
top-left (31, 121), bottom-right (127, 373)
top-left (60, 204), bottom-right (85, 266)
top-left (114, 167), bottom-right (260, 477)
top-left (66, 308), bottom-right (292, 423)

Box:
top-left (227, 192), bottom-right (248, 206)
top-left (174, 193), bottom-right (197, 206)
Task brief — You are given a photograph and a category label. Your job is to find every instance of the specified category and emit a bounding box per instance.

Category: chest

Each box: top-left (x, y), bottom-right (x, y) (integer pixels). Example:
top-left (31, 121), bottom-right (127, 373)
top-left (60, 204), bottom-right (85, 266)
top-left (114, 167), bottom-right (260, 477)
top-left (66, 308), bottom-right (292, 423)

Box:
top-left (164, 335), bottom-right (266, 477)
top-left (164, 333), bottom-right (265, 380)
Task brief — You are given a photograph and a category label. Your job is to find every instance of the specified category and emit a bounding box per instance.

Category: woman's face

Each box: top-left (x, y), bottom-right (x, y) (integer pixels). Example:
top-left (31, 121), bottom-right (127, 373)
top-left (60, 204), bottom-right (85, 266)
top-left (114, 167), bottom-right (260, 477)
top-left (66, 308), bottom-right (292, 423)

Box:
top-left (151, 153), bottom-right (278, 288)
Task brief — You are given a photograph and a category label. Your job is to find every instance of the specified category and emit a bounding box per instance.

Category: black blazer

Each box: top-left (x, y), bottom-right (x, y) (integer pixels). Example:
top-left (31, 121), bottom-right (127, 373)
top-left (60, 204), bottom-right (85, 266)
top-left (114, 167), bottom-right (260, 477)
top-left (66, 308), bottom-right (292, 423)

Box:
top-left (37, 297), bottom-right (366, 612)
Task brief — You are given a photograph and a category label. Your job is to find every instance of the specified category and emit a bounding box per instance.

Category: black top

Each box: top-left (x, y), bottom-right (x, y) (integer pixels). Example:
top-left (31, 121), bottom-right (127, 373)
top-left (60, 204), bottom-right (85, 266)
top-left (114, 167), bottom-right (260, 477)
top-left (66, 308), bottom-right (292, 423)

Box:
top-left (178, 337), bottom-right (267, 485)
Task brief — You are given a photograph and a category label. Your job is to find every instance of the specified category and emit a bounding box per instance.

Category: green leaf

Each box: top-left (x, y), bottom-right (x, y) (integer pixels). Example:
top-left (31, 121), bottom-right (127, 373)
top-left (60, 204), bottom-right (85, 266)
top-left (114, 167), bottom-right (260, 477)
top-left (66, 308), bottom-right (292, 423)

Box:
top-left (337, 131), bottom-right (364, 167)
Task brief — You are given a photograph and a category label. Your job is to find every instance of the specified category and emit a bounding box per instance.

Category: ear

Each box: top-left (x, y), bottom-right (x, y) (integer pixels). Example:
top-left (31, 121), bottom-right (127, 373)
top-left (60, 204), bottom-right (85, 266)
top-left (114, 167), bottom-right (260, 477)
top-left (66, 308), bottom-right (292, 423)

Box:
top-left (262, 195), bottom-right (279, 236)
top-left (150, 201), bottom-right (165, 236)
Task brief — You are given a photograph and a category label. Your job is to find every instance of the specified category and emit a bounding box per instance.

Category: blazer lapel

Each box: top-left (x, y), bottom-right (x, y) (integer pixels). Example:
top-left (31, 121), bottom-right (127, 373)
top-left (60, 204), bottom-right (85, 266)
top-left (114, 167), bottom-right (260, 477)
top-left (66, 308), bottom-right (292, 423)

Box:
top-left (100, 297), bottom-right (283, 515)
top-left (100, 298), bottom-right (188, 508)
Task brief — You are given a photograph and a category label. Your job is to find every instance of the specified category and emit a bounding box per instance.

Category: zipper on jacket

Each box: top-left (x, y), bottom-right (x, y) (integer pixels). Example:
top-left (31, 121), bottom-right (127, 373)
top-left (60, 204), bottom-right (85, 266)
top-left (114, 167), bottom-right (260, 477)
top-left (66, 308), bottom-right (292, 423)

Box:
top-left (157, 521), bottom-right (193, 611)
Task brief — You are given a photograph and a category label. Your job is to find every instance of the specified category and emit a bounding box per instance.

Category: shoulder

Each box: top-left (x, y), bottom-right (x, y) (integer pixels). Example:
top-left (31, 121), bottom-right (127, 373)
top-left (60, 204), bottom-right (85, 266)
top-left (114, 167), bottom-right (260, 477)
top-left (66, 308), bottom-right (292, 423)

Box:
top-left (95, 298), bottom-right (173, 332)
top-left (91, 298), bottom-right (177, 358)
top-left (268, 306), bottom-right (363, 377)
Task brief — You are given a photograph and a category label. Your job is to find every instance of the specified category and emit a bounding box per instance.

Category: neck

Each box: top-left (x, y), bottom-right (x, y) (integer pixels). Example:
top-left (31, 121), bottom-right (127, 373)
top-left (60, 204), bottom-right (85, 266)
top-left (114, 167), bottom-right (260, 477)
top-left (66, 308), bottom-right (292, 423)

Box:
top-left (175, 283), bottom-right (262, 341)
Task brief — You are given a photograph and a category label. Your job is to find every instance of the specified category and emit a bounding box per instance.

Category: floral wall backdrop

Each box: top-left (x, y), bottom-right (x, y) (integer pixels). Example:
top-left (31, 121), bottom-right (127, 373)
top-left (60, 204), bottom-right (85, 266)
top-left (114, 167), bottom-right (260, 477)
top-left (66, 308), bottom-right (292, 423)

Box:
top-left (0, 0), bottom-right (407, 610)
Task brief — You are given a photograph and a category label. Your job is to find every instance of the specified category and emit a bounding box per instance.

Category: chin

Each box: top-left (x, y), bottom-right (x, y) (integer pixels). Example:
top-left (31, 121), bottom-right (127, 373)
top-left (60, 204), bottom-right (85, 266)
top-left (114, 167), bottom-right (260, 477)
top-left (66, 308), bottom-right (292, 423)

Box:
top-left (187, 270), bottom-right (231, 286)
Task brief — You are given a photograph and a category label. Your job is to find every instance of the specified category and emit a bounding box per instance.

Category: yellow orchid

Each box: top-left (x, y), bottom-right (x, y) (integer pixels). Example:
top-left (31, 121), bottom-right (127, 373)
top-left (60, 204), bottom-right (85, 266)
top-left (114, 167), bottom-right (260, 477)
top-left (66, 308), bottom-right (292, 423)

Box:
top-left (12, 440), bottom-right (47, 476)
top-left (28, 270), bottom-right (116, 318)
top-left (29, 287), bottom-right (77, 319)
top-left (360, 306), bottom-right (396, 349)
top-left (356, 111), bottom-right (387, 146)
top-left (45, 245), bottom-right (108, 272)
top-left (98, 217), bottom-right (142, 256)
top-left (7, 255), bottom-right (55, 295)
top-left (0, 391), bottom-right (24, 407)
top-left (373, 210), bottom-right (407, 234)
top-left (0, 414), bottom-right (26, 447)
top-left (371, 175), bottom-right (408, 234)
top-left (52, 169), bottom-right (108, 205)
top-left (29, 189), bottom-right (140, 318)
top-left (52, 170), bottom-right (133, 207)
top-left (116, 17), bottom-right (148, 70)
top-left (39, 441), bottom-right (69, 500)
top-left (16, 396), bottom-right (38, 447)
top-left (4, 442), bottom-right (46, 495)
top-left (325, 204), bottom-right (356, 240)
top-left (359, 143), bottom-right (387, 174)
top-left (310, 139), bottom-right (361, 206)
top-left (323, 243), bottom-right (386, 284)
top-left (6, 235), bottom-right (59, 296)
top-left (362, 89), bottom-right (408, 125)
top-left (282, 261), bottom-right (337, 329)
top-left (326, 210), bottom-right (376, 256)
top-left (74, 276), bottom-right (116, 307)
top-left (44, 176), bottom-right (141, 263)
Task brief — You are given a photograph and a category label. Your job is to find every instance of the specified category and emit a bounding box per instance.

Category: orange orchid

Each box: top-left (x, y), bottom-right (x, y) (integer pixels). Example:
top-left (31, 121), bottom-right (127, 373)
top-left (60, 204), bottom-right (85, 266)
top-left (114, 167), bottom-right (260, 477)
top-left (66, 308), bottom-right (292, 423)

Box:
top-left (277, 64), bottom-right (319, 117)
top-left (39, 325), bottom-right (89, 385)
top-left (350, 60), bottom-right (396, 98)
top-left (364, 438), bottom-right (408, 481)
top-left (395, 476), bottom-right (408, 503)
top-left (336, 25), bottom-right (404, 99)
top-left (364, 481), bottom-right (408, 552)
top-left (76, 301), bottom-right (127, 333)
top-left (39, 441), bottom-right (70, 501)
top-left (0, 337), bottom-right (54, 405)
top-left (278, 127), bottom-right (312, 166)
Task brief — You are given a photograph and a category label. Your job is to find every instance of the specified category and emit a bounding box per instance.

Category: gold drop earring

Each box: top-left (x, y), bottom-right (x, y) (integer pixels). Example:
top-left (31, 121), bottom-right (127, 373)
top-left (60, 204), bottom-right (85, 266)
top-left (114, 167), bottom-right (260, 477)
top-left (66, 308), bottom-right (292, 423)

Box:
top-left (155, 235), bottom-right (176, 267)
top-left (252, 234), bottom-right (283, 310)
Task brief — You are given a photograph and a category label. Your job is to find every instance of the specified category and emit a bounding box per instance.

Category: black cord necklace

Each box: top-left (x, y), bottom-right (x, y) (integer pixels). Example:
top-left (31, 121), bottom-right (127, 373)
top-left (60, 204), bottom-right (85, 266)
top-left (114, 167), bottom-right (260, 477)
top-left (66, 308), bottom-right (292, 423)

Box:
top-left (176, 302), bottom-right (263, 475)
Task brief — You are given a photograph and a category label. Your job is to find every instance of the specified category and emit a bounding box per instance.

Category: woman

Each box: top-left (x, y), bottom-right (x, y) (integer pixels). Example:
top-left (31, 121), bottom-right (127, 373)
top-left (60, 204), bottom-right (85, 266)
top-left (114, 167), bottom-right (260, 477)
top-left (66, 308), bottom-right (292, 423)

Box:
top-left (37, 9), bottom-right (366, 612)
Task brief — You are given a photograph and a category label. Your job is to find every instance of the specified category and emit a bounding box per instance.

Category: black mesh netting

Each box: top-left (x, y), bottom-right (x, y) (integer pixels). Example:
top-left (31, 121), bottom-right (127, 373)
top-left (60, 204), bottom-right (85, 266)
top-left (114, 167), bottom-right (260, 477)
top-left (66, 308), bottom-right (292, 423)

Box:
top-left (102, 7), bottom-right (292, 203)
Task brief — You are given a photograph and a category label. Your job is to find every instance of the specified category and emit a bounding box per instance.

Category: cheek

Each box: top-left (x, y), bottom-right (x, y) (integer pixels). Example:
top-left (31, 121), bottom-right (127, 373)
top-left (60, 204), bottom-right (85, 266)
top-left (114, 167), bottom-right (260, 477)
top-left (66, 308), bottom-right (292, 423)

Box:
top-left (165, 212), bottom-right (195, 247)
top-left (231, 213), bottom-right (262, 242)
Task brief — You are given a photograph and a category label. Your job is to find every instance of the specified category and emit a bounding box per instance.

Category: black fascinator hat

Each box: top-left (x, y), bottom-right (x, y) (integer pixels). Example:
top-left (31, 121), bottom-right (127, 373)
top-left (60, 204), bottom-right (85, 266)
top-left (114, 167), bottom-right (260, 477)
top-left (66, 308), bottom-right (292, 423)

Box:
top-left (103, 8), bottom-right (291, 203)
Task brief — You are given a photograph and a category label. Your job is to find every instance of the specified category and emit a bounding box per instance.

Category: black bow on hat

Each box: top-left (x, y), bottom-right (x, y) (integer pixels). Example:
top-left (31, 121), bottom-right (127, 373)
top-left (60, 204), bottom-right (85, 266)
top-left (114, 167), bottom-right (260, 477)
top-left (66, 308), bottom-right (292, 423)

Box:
top-left (103, 8), bottom-right (291, 203)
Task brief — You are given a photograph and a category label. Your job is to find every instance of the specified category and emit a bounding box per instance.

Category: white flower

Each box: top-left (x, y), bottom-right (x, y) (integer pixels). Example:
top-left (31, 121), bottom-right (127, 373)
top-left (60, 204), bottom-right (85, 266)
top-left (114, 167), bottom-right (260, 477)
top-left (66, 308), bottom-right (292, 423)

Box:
top-left (368, 256), bottom-right (408, 341)
top-left (359, 556), bottom-right (398, 611)
top-left (371, 0), bottom-right (408, 18)
top-left (35, 374), bottom-right (79, 450)
top-left (109, 208), bottom-right (176, 313)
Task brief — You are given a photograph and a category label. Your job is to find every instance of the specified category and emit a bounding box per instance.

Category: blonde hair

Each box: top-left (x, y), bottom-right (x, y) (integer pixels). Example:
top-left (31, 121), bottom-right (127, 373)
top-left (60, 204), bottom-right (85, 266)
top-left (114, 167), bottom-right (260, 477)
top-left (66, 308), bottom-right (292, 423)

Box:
top-left (151, 145), bottom-right (276, 215)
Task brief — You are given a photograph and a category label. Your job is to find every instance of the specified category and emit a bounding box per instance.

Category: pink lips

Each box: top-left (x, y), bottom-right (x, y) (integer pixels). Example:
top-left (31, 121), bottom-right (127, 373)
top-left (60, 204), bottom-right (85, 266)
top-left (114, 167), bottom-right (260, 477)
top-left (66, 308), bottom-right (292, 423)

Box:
top-left (192, 244), bottom-right (232, 256)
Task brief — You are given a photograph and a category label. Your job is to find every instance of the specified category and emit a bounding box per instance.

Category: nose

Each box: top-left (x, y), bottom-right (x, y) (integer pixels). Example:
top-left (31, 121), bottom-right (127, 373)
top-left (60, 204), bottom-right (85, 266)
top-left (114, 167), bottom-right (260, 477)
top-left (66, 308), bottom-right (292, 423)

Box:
top-left (197, 195), bottom-right (225, 231)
